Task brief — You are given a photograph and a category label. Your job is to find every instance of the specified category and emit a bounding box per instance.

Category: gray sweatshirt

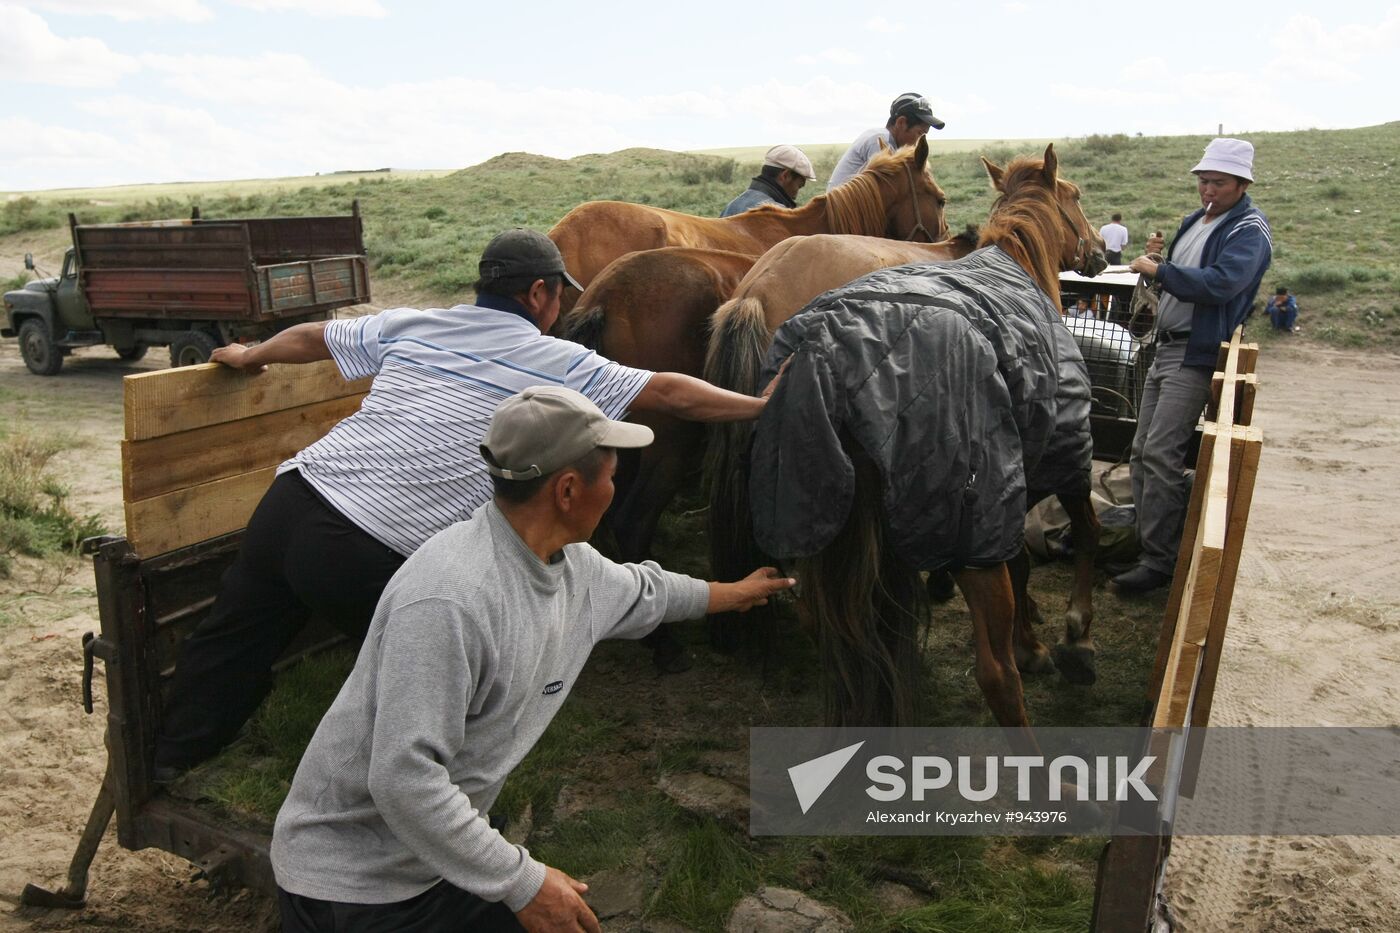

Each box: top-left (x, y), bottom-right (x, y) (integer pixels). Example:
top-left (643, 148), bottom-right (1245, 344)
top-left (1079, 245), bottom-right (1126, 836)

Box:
top-left (270, 501), bottom-right (710, 911)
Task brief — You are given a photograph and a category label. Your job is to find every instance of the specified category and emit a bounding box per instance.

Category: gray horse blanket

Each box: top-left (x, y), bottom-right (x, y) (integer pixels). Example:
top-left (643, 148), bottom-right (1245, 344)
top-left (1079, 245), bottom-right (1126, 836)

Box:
top-left (750, 246), bottom-right (1091, 570)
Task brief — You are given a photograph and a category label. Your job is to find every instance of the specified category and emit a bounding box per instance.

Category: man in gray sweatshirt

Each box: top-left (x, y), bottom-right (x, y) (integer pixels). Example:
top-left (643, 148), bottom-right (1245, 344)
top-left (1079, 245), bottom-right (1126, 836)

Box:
top-left (271, 386), bottom-right (794, 932)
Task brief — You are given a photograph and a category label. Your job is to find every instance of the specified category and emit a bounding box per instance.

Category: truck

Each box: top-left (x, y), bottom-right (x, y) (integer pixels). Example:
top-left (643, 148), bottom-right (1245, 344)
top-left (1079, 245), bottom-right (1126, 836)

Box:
top-left (2, 203), bottom-right (370, 375)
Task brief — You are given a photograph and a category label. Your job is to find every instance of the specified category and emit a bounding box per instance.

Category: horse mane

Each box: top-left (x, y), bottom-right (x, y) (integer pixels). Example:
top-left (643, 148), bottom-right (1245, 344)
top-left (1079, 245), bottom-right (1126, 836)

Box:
top-left (977, 156), bottom-right (1068, 297)
top-left (814, 145), bottom-right (925, 236)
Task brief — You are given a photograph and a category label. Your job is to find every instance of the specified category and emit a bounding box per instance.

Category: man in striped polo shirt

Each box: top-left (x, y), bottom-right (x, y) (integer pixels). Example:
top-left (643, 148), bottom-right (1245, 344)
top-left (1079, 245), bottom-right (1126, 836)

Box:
top-left (155, 229), bottom-right (774, 778)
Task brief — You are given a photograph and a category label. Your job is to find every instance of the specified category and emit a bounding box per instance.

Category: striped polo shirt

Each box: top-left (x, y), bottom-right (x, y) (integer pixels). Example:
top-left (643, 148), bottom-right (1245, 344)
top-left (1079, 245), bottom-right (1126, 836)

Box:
top-left (279, 304), bottom-right (653, 556)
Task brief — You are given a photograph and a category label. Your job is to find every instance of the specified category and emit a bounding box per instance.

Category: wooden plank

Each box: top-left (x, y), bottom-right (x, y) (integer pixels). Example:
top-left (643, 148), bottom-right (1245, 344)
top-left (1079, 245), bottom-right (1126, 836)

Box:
top-left (1149, 424), bottom-right (1217, 701)
top-left (1191, 427), bottom-right (1263, 729)
top-left (1238, 343), bottom-right (1258, 376)
top-left (1239, 374), bottom-right (1257, 426)
top-left (122, 393), bottom-right (364, 502)
top-left (125, 359), bottom-right (370, 441)
top-left (125, 468), bottom-right (276, 558)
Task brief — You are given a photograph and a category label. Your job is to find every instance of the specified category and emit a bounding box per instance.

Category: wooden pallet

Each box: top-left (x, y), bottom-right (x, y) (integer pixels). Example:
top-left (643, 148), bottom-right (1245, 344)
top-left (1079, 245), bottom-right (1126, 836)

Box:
top-left (1091, 327), bottom-right (1263, 931)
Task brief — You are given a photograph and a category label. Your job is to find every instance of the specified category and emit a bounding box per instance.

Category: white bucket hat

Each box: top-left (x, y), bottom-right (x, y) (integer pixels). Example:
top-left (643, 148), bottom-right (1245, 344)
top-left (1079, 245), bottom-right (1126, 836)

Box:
top-left (1191, 137), bottom-right (1255, 182)
top-left (762, 144), bottom-right (816, 181)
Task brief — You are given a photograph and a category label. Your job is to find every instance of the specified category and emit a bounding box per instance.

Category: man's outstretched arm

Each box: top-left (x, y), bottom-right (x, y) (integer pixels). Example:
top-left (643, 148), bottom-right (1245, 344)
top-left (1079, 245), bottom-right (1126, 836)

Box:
top-left (209, 321), bottom-right (333, 370)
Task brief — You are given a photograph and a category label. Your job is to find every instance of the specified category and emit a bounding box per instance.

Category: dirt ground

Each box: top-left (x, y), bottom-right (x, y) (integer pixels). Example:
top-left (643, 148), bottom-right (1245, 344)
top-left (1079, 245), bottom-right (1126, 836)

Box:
top-left (1, 330), bottom-right (1398, 931)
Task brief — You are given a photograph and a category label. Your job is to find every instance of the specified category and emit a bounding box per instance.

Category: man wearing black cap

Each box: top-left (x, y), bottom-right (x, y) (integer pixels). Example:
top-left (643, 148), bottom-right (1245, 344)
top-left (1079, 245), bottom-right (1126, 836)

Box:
top-left (153, 230), bottom-right (777, 779)
top-left (826, 92), bottom-right (945, 190)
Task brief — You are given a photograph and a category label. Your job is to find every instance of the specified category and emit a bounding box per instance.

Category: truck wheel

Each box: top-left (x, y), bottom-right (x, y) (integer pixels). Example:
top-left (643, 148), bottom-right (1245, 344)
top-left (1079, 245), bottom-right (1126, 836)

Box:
top-left (169, 331), bottom-right (221, 367)
top-left (18, 319), bottom-right (63, 375)
top-left (116, 345), bottom-right (148, 362)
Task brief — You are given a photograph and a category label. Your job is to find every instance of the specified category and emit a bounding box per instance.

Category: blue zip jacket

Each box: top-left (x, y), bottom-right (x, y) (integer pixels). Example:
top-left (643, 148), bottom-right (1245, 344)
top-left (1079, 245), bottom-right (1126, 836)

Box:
top-left (1155, 194), bottom-right (1272, 367)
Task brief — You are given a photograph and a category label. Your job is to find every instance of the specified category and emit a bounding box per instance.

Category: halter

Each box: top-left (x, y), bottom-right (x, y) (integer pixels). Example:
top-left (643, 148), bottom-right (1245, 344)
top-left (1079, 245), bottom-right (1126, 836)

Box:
top-left (901, 157), bottom-right (941, 242)
top-left (1056, 202), bottom-right (1091, 274)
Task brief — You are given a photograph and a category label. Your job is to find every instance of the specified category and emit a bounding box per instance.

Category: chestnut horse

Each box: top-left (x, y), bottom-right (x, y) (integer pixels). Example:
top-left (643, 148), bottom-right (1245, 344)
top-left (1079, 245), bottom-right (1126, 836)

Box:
top-left (727, 145), bottom-right (1106, 739)
top-left (707, 163), bottom-right (1108, 683)
top-left (562, 247), bottom-right (757, 563)
top-left (548, 136), bottom-right (946, 313)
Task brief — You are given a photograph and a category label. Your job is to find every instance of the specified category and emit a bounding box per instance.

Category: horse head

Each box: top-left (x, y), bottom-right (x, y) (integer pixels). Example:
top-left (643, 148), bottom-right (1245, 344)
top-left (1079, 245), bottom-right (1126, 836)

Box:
top-left (863, 137), bottom-right (948, 243)
top-left (980, 144), bottom-right (1108, 293)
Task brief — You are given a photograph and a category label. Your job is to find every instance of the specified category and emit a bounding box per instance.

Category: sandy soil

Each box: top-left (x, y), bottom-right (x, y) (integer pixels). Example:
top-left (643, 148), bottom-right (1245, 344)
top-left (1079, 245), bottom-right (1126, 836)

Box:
top-left (1, 331), bottom-right (1398, 931)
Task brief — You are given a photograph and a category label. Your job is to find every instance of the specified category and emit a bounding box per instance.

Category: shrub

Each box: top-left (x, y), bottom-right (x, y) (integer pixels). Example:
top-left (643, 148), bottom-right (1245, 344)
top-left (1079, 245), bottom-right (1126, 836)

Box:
top-left (0, 435), bottom-right (106, 576)
top-left (1084, 133), bottom-right (1131, 155)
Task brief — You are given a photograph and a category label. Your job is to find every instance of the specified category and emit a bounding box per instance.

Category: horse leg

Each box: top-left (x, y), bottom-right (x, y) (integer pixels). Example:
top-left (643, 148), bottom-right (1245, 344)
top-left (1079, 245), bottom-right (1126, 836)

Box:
top-left (618, 418), bottom-right (704, 674)
top-left (954, 565), bottom-right (1035, 748)
top-left (1007, 545), bottom-right (1055, 675)
top-left (1051, 492), bottom-right (1101, 686)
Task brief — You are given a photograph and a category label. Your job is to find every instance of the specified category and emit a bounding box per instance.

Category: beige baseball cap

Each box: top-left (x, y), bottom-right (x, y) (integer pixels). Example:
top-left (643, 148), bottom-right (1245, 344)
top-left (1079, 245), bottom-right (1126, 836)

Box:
top-left (763, 144), bottom-right (816, 181)
top-left (481, 386), bottom-right (653, 481)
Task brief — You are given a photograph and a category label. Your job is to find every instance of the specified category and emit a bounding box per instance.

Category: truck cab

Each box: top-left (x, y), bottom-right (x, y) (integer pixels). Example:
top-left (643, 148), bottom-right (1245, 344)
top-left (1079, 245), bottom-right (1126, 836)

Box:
top-left (3, 249), bottom-right (107, 375)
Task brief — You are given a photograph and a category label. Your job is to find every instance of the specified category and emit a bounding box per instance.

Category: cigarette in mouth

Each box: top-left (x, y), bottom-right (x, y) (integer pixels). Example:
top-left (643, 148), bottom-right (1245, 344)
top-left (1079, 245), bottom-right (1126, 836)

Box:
top-left (1206, 202), bottom-right (1215, 214)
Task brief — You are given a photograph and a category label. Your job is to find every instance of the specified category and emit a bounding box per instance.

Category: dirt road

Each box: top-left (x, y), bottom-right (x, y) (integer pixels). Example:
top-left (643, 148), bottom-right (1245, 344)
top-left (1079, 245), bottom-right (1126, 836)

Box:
top-left (2, 336), bottom-right (1397, 931)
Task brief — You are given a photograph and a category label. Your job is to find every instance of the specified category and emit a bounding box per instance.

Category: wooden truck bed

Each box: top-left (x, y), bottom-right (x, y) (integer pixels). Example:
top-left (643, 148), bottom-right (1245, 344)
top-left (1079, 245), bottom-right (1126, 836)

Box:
top-left (73, 211), bottom-right (369, 323)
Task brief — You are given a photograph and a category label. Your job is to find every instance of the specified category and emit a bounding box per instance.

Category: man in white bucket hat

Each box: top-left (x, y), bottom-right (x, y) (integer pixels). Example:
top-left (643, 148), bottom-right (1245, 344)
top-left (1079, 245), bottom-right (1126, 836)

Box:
top-left (721, 144), bottom-right (817, 216)
top-left (272, 386), bottom-right (794, 933)
top-left (1114, 138), bottom-right (1272, 593)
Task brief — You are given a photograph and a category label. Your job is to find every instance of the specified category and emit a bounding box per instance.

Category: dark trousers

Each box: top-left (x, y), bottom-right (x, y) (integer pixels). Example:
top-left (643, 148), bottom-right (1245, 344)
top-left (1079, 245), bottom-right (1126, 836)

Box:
top-left (1105, 249), bottom-right (1123, 264)
top-left (278, 881), bottom-right (525, 933)
top-left (155, 470), bottom-right (406, 770)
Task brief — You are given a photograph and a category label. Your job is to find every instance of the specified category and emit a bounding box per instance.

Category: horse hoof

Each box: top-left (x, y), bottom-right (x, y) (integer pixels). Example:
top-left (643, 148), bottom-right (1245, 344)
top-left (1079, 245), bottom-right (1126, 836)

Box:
top-left (1052, 642), bottom-right (1097, 686)
top-left (1016, 646), bottom-right (1056, 676)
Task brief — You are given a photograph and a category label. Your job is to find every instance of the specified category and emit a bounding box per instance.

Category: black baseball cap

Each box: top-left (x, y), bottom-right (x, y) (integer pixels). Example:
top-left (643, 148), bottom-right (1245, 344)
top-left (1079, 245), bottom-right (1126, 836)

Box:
top-left (889, 92), bottom-right (946, 131)
top-left (479, 228), bottom-right (583, 291)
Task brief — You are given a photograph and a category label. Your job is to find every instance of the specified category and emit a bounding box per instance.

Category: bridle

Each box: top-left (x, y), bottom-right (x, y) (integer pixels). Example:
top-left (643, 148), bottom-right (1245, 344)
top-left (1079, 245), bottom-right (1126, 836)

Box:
top-left (900, 157), bottom-right (942, 243)
top-left (1056, 201), bottom-right (1092, 274)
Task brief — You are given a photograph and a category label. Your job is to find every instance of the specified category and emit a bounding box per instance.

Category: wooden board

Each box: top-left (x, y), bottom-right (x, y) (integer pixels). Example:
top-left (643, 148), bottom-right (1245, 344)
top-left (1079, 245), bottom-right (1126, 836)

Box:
top-left (122, 393), bottom-right (364, 502)
top-left (124, 359), bottom-right (370, 441)
top-left (125, 467), bottom-right (278, 559)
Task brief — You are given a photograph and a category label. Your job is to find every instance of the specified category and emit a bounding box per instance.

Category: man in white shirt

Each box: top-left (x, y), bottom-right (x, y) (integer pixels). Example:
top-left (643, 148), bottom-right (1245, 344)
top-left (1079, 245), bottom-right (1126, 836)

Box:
top-left (827, 92), bottom-right (945, 190)
top-left (1099, 213), bottom-right (1129, 264)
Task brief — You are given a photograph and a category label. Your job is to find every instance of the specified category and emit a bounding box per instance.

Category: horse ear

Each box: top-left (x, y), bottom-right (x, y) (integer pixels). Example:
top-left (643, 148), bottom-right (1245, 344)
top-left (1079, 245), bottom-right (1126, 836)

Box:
top-left (1042, 143), bottom-right (1058, 186)
top-left (913, 135), bottom-right (929, 171)
top-left (981, 156), bottom-right (1005, 191)
top-left (877, 137), bottom-right (890, 154)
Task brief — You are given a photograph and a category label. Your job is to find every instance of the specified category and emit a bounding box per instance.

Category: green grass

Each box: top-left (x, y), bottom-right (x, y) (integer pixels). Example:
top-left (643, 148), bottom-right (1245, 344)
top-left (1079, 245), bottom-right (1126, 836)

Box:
top-left (9, 123), bottom-right (1397, 347)
top-left (180, 488), bottom-right (1159, 929)
top-left (184, 648), bottom-right (357, 827)
top-left (0, 433), bottom-right (106, 577)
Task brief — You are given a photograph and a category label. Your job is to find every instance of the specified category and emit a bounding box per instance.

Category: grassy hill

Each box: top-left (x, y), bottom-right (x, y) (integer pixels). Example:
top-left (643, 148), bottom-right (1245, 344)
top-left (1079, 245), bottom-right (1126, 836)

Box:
top-left (4, 123), bottom-right (1397, 348)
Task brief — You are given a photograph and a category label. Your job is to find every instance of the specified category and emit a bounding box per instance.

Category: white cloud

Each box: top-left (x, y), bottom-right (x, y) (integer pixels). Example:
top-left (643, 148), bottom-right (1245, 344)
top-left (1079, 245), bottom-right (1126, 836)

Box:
top-left (2, 5), bottom-right (141, 87)
top-left (865, 16), bottom-right (898, 32)
top-left (794, 48), bottom-right (863, 66)
top-left (28, 0), bottom-right (211, 20)
top-left (1270, 8), bottom-right (1400, 82)
top-left (1004, 2), bottom-right (1030, 12)
top-left (227, 0), bottom-right (388, 16)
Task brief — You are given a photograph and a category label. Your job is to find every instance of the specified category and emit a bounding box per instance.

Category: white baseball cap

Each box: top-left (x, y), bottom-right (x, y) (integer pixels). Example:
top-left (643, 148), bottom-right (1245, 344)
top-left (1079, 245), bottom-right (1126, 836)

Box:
top-left (762, 144), bottom-right (816, 181)
top-left (1191, 138), bottom-right (1255, 182)
top-left (481, 386), bottom-right (653, 481)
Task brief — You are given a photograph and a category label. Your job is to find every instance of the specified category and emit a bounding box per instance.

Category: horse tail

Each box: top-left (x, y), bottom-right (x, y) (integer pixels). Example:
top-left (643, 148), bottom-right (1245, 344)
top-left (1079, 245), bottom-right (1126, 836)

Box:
top-left (796, 447), bottom-right (927, 727)
top-left (561, 302), bottom-right (606, 350)
top-left (703, 297), bottom-right (771, 607)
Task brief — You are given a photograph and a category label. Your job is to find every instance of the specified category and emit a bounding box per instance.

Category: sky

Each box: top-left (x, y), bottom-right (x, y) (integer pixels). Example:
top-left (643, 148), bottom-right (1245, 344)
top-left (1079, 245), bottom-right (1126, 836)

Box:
top-left (3, 0), bottom-right (1399, 191)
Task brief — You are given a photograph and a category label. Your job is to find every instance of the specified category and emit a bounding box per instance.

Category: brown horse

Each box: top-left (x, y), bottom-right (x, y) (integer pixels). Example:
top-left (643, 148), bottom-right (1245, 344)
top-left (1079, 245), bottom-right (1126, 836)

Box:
top-left (706, 167), bottom-right (1106, 684)
top-left (725, 145), bottom-right (1105, 740)
top-left (548, 136), bottom-right (946, 312)
top-left (562, 246), bottom-right (757, 564)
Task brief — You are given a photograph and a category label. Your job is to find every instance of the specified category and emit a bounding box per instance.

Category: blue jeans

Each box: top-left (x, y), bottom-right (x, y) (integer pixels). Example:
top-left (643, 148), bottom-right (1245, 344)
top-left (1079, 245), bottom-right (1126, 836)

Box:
top-left (1268, 304), bottom-right (1297, 330)
top-left (1129, 343), bottom-right (1214, 575)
